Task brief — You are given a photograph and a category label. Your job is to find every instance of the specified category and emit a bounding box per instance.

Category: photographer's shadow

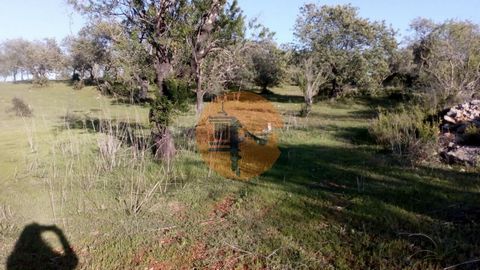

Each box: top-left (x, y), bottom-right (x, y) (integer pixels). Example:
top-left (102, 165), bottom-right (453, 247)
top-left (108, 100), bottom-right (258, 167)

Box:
top-left (7, 223), bottom-right (78, 270)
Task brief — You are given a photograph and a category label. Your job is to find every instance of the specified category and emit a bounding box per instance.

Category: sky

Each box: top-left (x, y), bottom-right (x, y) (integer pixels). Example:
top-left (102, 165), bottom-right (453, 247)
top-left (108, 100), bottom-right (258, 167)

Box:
top-left (1, 0), bottom-right (480, 45)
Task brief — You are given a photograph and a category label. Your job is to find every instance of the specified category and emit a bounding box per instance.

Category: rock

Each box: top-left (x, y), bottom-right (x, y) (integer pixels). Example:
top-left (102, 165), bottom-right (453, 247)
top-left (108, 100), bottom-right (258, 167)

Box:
top-left (471, 100), bottom-right (480, 105)
top-left (444, 115), bottom-right (457, 124)
top-left (441, 147), bottom-right (478, 166)
top-left (439, 100), bottom-right (480, 166)
top-left (447, 108), bottom-right (457, 117)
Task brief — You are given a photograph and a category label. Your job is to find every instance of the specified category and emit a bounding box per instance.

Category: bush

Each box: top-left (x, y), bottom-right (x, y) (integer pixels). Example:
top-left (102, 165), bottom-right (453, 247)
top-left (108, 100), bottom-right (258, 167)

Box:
top-left (369, 106), bottom-right (438, 163)
top-left (32, 76), bottom-right (49, 87)
top-left (7, 97), bottom-right (33, 117)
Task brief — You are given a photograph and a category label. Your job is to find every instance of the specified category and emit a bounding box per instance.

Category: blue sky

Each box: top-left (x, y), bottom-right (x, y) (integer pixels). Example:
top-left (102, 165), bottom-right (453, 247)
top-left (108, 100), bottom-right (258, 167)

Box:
top-left (1, 0), bottom-right (480, 45)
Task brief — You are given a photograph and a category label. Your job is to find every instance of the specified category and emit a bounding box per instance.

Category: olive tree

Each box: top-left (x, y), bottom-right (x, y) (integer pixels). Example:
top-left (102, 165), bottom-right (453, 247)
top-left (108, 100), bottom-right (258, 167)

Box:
top-left (411, 19), bottom-right (480, 108)
top-left (294, 4), bottom-right (397, 99)
top-left (64, 23), bottom-right (112, 85)
top-left (69, 0), bottom-right (192, 160)
top-left (186, 0), bottom-right (244, 113)
top-left (68, 0), bottom-right (244, 159)
top-left (25, 39), bottom-right (64, 86)
top-left (251, 41), bottom-right (285, 94)
top-left (0, 39), bottom-right (31, 82)
top-left (291, 49), bottom-right (331, 116)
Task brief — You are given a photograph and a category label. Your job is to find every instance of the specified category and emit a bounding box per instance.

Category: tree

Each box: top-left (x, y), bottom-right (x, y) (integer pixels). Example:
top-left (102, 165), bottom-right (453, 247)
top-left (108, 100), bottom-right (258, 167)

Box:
top-left (64, 23), bottom-right (112, 85)
top-left (251, 41), bottom-right (284, 94)
top-left (186, 0), bottom-right (244, 113)
top-left (411, 19), bottom-right (480, 108)
top-left (199, 40), bottom-right (253, 95)
top-left (69, 0), bottom-right (187, 96)
top-left (69, 0), bottom-right (196, 160)
top-left (0, 39), bottom-right (30, 82)
top-left (292, 49), bottom-right (330, 116)
top-left (0, 50), bottom-right (10, 81)
top-left (244, 18), bottom-right (284, 93)
top-left (294, 4), bottom-right (397, 97)
top-left (24, 39), bottom-right (64, 86)
top-left (106, 33), bottom-right (154, 100)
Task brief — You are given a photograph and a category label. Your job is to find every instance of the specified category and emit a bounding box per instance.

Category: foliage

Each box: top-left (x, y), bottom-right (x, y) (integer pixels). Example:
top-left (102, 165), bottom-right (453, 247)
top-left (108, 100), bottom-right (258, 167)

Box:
top-left (198, 20), bottom-right (279, 94)
top-left (410, 19), bottom-right (480, 109)
top-left (27, 39), bottom-right (65, 86)
top-left (63, 22), bottom-right (112, 85)
top-left (149, 78), bottom-right (191, 128)
top-left (370, 106), bottom-right (438, 163)
top-left (98, 25), bottom-right (156, 101)
top-left (294, 4), bottom-right (397, 97)
top-left (251, 41), bottom-right (285, 92)
top-left (200, 41), bottom-right (254, 93)
top-left (290, 49), bottom-right (331, 116)
top-left (0, 39), bottom-right (31, 81)
top-left (6, 97), bottom-right (33, 117)
top-left (185, 0), bottom-right (245, 112)
top-left (0, 38), bottom-right (67, 85)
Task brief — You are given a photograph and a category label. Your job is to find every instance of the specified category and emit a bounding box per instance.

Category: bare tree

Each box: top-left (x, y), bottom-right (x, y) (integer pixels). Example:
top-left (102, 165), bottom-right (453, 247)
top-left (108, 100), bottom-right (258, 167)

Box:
top-left (295, 52), bottom-right (330, 116)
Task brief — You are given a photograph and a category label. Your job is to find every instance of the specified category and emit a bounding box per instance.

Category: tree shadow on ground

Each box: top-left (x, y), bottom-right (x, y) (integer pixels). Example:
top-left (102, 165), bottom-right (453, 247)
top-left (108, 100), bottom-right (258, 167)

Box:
top-left (259, 91), bottom-right (305, 104)
top-left (56, 113), bottom-right (151, 150)
top-left (238, 91), bottom-right (480, 267)
top-left (255, 139), bottom-right (480, 268)
top-left (7, 223), bottom-right (78, 270)
top-left (110, 97), bottom-right (151, 107)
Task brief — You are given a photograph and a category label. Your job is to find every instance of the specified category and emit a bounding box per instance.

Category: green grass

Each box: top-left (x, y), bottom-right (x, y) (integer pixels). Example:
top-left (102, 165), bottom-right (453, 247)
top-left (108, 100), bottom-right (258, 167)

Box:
top-left (0, 82), bottom-right (479, 269)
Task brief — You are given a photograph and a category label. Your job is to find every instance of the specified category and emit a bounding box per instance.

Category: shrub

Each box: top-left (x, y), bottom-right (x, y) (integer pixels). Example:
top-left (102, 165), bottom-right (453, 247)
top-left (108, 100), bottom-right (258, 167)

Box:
top-left (370, 106), bottom-right (438, 163)
top-left (32, 76), bottom-right (49, 87)
top-left (6, 97), bottom-right (33, 117)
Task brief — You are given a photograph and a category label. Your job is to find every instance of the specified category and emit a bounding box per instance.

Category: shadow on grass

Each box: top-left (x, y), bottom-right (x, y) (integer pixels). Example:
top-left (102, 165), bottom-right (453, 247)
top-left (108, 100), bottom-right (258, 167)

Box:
top-left (259, 91), bottom-right (305, 104)
top-left (56, 113), bottom-right (151, 150)
top-left (255, 141), bottom-right (480, 268)
top-left (110, 97), bottom-right (151, 107)
top-left (233, 93), bottom-right (480, 267)
top-left (7, 223), bottom-right (78, 270)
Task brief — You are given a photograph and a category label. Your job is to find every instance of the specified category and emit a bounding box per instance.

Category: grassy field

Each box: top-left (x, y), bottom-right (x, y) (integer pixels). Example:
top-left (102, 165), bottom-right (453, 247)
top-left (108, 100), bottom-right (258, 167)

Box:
top-left (0, 82), bottom-right (479, 269)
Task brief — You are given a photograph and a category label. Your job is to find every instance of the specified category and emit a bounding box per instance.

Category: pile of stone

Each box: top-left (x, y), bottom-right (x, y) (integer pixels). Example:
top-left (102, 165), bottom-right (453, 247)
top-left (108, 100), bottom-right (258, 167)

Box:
top-left (439, 100), bottom-right (480, 166)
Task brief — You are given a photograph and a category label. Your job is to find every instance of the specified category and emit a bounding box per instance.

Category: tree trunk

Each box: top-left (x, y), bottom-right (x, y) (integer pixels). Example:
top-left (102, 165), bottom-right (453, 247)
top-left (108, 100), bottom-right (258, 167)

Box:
top-left (196, 88), bottom-right (204, 114)
top-left (12, 71), bottom-right (17, 82)
top-left (139, 78), bottom-right (148, 101)
top-left (302, 86), bottom-right (313, 117)
top-left (195, 70), bottom-right (205, 115)
top-left (260, 86), bottom-right (271, 95)
top-left (151, 54), bottom-right (174, 161)
top-left (151, 126), bottom-right (176, 162)
top-left (154, 57), bottom-right (172, 97)
top-left (331, 78), bottom-right (337, 97)
top-left (192, 56), bottom-right (205, 115)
